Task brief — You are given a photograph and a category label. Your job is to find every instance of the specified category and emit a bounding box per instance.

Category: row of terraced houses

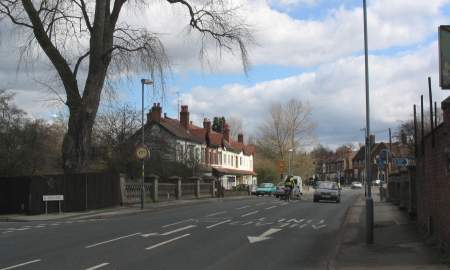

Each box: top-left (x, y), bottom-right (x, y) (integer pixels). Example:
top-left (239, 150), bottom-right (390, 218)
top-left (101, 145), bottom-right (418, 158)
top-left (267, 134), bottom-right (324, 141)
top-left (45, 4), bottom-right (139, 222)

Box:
top-left (134, 103), bottom-right (256, 190)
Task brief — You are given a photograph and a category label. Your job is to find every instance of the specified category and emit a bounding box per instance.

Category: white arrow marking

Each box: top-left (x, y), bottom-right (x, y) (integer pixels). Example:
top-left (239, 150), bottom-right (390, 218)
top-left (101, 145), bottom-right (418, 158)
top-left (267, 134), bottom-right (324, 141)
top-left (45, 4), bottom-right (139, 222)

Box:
top-left (247, 228), bottom-right (282, 243)
top-left (278, 218), bottom-right (286, 222)
top-left (319, 219), bottom-right (325, 224)
top-left (312, 224), bottom-right (327, 230)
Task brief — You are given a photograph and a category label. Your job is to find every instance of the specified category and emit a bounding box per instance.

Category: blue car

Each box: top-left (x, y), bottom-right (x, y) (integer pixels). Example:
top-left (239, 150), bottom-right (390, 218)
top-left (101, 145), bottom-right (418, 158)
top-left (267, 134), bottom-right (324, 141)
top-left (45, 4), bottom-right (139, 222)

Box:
top-left (255, 183), bottom-right (276, 196)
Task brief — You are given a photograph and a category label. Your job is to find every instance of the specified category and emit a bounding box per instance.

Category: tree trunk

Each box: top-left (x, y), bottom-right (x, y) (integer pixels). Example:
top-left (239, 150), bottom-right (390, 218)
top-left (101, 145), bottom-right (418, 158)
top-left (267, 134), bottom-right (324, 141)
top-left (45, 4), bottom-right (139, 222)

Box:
top-left (62, 105), bottom-right (96, 173)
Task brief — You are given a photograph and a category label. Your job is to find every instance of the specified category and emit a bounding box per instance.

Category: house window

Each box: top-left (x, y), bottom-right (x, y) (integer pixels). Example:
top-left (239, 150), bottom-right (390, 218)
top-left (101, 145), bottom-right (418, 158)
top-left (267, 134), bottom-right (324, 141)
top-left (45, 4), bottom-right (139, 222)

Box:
top-left (176, 144), bottom-right (182, 161)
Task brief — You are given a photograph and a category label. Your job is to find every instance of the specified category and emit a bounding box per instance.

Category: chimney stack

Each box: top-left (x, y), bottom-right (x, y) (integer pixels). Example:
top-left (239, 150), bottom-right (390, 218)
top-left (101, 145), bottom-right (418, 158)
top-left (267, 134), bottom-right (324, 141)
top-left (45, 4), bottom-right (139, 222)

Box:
top-left (147, 103), bottom-right (162, 123)
top-left (238, 133), bottom-right (244, 143)
top-left (223, 123), bottom-right (230, 142)
top-left (203, 118), bottom-right (211, 131)
top-left (180, 105), bottom-right (189, 129)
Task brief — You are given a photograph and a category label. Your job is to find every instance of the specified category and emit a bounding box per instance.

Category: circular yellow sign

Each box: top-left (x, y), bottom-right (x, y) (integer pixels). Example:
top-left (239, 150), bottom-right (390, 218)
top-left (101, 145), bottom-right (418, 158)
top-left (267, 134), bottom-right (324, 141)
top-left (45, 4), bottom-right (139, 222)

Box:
top-left (135, 145), bottom-right (149, 160)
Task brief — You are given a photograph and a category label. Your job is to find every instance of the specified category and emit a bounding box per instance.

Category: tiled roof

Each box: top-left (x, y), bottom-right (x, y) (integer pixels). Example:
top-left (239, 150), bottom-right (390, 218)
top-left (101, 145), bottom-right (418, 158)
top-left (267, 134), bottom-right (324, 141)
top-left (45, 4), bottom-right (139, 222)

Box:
top-left (148, 116), bottom-right (255, 155)
top-left (213, 167), bottom-right (256, 176)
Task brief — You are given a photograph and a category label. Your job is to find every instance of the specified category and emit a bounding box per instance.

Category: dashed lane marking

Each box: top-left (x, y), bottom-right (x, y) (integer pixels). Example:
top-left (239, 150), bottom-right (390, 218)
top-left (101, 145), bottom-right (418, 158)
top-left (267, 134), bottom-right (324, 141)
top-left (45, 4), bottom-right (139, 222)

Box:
top-left (85, 233), bottom-right (141, 248)
top-left (242, 221), bottom-right (254, 226)
top-left (241, 211), bottom-right (259, 217)
top-left (236, 205), bottom-right (250, 210)
top-left (85, 263), bottom-right (109, 270)
top-left (162, 219), bottom-right (194, 228)
top-left (279, 223), bottom-right (290, 228)
top-left (206, 219), bottom-right (231, 229)
top-left (161, 225), bottom-right (197, 236)
top-left (265, 206), bottom-right (277, 210)
top-left (206, 211), bottom-right (227, 217)
top-left (290, 224), bottom-right (299, 228)
top-left (146, 234), bottom-right (191, 250)
top-left (0, 259), bottom-right (41, 270)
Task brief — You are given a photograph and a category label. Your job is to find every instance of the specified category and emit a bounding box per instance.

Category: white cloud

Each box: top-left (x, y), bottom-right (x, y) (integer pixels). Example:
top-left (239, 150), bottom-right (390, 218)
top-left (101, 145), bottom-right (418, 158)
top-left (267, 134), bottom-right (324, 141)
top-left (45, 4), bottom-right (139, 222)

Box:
top-left (181, 42), bottom-right (447, 147)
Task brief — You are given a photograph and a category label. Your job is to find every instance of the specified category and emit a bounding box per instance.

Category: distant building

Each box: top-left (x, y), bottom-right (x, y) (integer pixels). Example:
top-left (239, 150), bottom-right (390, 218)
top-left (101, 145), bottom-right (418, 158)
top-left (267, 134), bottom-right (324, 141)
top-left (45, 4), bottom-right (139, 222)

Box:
top-left (131, 103), bottom-right (256, 189)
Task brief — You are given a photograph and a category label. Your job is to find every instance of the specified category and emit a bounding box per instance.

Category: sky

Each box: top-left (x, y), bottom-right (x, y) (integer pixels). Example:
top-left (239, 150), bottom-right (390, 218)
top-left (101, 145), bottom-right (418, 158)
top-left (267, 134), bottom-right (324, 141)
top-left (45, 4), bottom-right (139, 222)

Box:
top-left (1, 0), bottom-right (450, 150)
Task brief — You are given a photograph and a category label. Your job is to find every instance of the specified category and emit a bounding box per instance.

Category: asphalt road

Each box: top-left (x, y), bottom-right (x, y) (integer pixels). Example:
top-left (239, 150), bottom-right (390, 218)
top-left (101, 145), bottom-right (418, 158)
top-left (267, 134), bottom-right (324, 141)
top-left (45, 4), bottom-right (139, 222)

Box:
top-left (0, 189), bottom-right (361, 270)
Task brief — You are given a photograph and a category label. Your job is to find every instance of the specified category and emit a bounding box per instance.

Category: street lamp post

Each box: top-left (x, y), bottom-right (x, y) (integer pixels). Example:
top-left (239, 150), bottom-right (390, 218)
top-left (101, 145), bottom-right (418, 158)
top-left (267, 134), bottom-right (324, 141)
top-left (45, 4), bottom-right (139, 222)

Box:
top-left (141, 79), bottom-right (153, 210)
top-left (363, 0), bottom-right (374, 244)
top-left (288, 149), bottom-right (294, 175)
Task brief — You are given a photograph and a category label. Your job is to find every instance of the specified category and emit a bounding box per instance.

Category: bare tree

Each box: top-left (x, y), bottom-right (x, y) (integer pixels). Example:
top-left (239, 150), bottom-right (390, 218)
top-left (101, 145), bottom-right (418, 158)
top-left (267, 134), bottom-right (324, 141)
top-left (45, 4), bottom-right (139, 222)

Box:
top-left (227, 116), bottom-right (242, 140)
top-left (257, 99), bottom-right (315, 162)
top-left (0, 0), bottom-right (252, 172)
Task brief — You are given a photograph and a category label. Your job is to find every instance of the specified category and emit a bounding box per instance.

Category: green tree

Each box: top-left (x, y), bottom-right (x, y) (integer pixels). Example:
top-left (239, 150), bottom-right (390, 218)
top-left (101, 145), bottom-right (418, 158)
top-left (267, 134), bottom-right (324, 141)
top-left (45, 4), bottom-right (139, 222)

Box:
top-left (212, 117), bottom-right (226, 133)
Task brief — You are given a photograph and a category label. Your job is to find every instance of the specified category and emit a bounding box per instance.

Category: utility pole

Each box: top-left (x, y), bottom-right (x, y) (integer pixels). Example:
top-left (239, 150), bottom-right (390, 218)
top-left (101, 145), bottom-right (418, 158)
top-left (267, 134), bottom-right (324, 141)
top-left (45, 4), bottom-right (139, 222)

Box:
top-left (363, 0), bottom-right (374, 244)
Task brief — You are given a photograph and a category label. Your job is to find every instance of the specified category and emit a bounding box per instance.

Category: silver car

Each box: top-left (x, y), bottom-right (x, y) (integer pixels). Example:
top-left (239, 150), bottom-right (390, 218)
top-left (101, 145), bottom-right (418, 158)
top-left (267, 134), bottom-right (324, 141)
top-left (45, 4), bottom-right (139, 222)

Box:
top-left (313, 181), bottom-right (341, 203)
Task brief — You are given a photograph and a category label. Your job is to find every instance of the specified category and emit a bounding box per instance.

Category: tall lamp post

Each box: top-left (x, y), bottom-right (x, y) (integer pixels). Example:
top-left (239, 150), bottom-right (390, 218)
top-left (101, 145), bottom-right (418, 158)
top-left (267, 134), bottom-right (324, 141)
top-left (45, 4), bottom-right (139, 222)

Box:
top-left (288, 149), bottom-right (294, 175)
top-left (141, 79), bottom-right (153, 210)
top-left (363, 0), bottom-right (374, 244)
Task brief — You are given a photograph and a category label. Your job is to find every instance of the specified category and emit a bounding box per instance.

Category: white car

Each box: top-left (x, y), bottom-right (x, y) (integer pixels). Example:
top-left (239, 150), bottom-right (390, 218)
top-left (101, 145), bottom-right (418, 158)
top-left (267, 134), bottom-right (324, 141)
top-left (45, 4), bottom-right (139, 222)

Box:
top-left (351, 181), bottom-right (363, 189)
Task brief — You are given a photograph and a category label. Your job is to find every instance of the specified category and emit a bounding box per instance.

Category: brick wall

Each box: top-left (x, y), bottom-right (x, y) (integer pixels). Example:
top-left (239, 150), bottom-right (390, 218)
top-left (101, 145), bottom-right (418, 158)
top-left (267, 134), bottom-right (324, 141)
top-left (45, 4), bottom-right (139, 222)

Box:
top-left (416, 96), bottom-right (450, 253)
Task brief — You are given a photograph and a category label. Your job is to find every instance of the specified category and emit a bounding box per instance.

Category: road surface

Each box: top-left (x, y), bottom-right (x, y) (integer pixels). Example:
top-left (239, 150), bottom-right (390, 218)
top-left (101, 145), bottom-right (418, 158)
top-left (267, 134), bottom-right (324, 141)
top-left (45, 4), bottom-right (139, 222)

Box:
top-left (0, 189), bottom-right (360, 270)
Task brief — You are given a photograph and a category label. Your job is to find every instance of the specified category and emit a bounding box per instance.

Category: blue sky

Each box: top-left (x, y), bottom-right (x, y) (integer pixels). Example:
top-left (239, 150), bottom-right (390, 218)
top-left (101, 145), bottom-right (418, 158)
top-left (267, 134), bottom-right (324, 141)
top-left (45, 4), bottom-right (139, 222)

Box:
top-left (1, 0), bottom-right (450, 150)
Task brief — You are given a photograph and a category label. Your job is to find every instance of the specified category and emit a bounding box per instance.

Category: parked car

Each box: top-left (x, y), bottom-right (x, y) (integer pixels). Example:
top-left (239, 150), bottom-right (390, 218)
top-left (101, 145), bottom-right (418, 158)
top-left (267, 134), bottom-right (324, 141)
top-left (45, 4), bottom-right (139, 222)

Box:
top-left (314, 181), bottom-right (341, 203)
top-left (351, 181), bottom-right (363, 189)
top-left (255, 183), bottom-right (276, 196)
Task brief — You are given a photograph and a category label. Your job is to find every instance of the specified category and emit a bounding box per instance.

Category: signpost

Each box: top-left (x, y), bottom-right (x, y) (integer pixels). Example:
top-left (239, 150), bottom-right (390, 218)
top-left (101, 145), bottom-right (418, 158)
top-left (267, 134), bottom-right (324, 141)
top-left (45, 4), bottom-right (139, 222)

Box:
top-left (43, 195), bottom-right (64, 215)
top-left (439, 25), bottom-right (450, 89)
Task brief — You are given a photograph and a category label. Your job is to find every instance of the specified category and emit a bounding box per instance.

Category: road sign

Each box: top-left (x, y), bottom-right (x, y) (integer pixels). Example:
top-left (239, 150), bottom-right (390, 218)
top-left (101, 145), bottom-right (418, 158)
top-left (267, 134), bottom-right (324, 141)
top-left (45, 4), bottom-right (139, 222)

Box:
top-left (135, 145), bottom-right (150, 160)
top-left (277, 160), bottom-right (286, 173)
top-left (439, 25), bottom-right (450, 89)
top-left (393, 158), bottom-right (410, 167)
top-left (43, 195), bottom-right (64, 201)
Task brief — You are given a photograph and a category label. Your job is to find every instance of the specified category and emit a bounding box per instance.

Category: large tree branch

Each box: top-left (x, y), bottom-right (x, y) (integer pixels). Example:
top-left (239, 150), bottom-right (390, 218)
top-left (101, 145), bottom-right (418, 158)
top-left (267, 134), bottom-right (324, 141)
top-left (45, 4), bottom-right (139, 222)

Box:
top-left (0, 0), bottom-right (34, 28)
top-left (73, 51), bottom-right (90, 78)
top-left (21, 0), bottom-right (81, 107)
top-left (110, 0), bottom-right (126, 29)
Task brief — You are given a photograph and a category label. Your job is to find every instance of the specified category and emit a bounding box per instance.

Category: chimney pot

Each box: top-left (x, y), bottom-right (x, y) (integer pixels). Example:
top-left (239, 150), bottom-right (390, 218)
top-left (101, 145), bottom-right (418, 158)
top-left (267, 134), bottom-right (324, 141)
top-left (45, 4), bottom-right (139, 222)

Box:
top-left (238, 133), bottom-right (244, 143)
top-left (180, 105), bottom-right (189, 129)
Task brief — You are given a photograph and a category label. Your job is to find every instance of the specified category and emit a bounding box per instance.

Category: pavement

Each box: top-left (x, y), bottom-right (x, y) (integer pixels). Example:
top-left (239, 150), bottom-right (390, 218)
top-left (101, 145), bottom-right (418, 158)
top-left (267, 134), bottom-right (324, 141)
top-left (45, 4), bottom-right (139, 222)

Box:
top-left (335, 188), bottom-right (449, 270)
top-left (0, 188), bottom-right (358, 270)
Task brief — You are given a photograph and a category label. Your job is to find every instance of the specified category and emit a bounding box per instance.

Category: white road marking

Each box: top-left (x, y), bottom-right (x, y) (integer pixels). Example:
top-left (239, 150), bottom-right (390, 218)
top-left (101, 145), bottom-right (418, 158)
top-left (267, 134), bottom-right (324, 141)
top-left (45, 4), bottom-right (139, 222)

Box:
top-left (2, 231), bottom-right (13, 234)
top-left (146, 234), bottom-right (190, 250)
top-left (278, 218), bottom-right (286, 222)
top-left (256, 222), bottom-right (274, 226)
top-left (319, 219), bottom-right (325, 224)
top-left (65, 221), bottom-right (73, 224)
top-left (265, 206), bottom-right (277, 210)
top-left (50, 223), bottom-right (60, 226)
top-left (15, 228), bottom-right (30, 231)
top-left (162, 219), bottom-right (194, 228)
top-left (307, 219), bottom-right (312, 224)
top-left (312, 224), bottom-right (327, 230)
top-left (241, 211), bottom-right (259, 217)
top-left (206, 219), bottom-right (231, 229)
top-left (206, 211), bottom-right (227, 217)
top-left (229, 221), bottom-right (242, 225)
top-left (0, 259), bottom-right (41, 270)
top-left (85, 263), bottom-right (109, 270)
top-left (236, 205), bottom-right (250, 210)
top-left (279, 223), bottom-right (290, 228)
top-left (161, 225), bottom-right (197, 236)
top-left (258, 217), bottom-right (266, 221)
top-left (141, 233), bottom-right (159, 237)
top-left (85, 233), bottom-right (141, 248)
top-left (256, 202), bottom-right (266, 206)
top-left (290, 224), bottom-right (299, 228)
top-left (248, 228), bottom-right (282, 243)
top-left (286, 219), bottom-right (304, 223)
top-left (242, 221), bottom-right (254, 226)
top-left (35, 225), bottom-right (45, 228)
top-left (299, 224), bottom-right (308, 229)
